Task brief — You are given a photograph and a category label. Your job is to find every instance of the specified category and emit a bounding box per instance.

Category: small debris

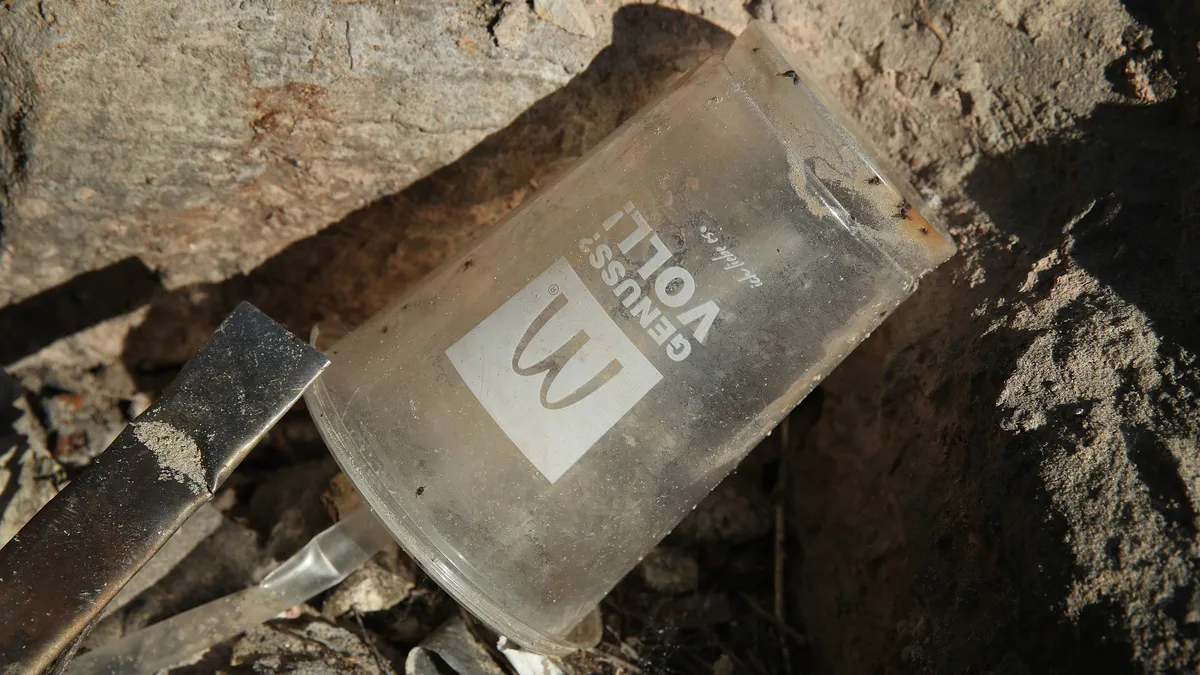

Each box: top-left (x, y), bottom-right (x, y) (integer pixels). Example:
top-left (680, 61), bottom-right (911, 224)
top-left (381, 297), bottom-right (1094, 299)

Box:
top-left (252, 460), bottom-right (340, 558)
top-left (39, 388), bottom-right (126, 467)
top-left (126, 392), bottom-right (152, 418)
top-left (745, 0), bottom-right (775, 22)
top-left (0, 376), bottom-right (66, 547)
top-left (405, 616), bottom-right (506, 675)
top-left (323, 544), bottom-right (417, 618)
top-left (778, 70), bottom-right (801, 85)
top-left (323, 471), bottom-right (367, 521)
top-left (1183, 588), bottom-right (1200, 625)
top-left (674, 476), bottom-right (772, 544)
top-left (233, 616), bottom-right (397, 674)
top-left (637, 547), bottom-right (699, 594)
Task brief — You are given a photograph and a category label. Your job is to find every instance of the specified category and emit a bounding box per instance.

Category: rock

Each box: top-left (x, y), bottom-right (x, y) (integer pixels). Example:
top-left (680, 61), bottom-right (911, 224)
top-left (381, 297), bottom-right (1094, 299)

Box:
top-left (2, 0), bottom-right (1199, 673)
top-left (1119, 50), bottom-right (1177, 103)
top-left (1125, 57), bottom-right (1159, 102)
top-left (651, 592), bottom-right (731, 629)
top-left (0, 374), bottom-right (66, 548)
top-left (788, 0), bottom-right (1200, 671)
top-left (0, 0), bottom-right (610, 309)
top-left (38, 388), bottom-right (126, 467)
top-left (232, 616), bottom-right (396, 674)
top-left (323, 544), bottom-right (417, 618)
top-left (637, 547), bottom-right (699, 595)
top-left (126, 392), bottom-right (152, 419)
top-left (391, 616), bottom-right (426, 646)
top-left (322, 471), bottom-right (367, 522)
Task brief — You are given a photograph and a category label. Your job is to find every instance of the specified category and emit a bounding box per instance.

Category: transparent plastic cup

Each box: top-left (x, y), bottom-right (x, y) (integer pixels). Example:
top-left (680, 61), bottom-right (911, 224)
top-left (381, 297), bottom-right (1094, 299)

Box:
top-left (306, 21), bottom-right (954, 655)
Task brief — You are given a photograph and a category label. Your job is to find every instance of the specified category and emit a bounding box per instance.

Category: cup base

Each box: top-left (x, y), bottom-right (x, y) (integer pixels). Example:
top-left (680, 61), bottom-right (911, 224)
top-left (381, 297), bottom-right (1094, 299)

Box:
top-left (306, 373), bottom-right (600, 656)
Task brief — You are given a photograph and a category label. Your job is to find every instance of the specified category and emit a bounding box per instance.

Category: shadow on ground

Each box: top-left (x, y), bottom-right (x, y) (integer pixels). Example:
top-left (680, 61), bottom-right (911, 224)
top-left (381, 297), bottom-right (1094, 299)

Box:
top-left (814, 19), bottom-right (1200, 674)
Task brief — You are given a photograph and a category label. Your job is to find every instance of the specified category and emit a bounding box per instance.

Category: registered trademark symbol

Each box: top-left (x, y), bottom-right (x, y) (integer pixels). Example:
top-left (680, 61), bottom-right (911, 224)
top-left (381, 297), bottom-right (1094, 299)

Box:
top-left (548, 284), bottom-right (560, 295)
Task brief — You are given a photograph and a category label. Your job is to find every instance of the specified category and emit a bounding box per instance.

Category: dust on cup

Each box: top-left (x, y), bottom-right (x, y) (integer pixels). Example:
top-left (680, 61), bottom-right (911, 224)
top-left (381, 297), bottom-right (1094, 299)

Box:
top-left (305, 21), bottom-right (954, 654)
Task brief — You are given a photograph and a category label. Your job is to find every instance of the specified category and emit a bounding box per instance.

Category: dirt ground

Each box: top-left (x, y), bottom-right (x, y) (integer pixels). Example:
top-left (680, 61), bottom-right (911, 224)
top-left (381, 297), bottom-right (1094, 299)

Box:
top-left (2, 0), bottom-right (1199, 673)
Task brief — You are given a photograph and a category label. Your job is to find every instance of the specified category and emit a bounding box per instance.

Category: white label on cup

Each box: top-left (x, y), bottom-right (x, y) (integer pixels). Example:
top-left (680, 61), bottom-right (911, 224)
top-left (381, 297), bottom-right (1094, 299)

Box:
top-left (446, 257), bottom-right (662, 483)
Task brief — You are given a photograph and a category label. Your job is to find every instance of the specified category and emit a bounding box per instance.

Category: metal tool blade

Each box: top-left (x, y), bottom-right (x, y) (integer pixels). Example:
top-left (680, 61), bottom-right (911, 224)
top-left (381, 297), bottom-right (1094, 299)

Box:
top-left (0, 302), bottom-right (329, 673)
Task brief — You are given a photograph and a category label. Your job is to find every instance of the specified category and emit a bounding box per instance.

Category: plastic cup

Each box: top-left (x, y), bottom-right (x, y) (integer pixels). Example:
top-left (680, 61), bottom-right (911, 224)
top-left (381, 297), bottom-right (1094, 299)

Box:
top-left (306, 20), bottom-right (954, 654)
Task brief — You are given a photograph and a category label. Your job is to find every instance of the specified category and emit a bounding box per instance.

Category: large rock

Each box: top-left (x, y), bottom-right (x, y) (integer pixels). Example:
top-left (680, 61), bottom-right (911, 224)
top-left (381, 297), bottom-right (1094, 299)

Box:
top-left (322, 544), bottom-right (417, 618)
top-left (785, 0), bottom-right (1200, 672)
top-left (0, 0), bottom-right (609, 307)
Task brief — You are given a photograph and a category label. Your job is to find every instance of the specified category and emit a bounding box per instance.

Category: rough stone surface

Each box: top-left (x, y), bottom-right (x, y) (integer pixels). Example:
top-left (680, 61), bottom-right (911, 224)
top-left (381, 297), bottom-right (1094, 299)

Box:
top-left (2, 0), bottom-right (1199, 673)
top-left (249, 459), bottom-right (340, 559)
top-left (322, 544), bottom-right (417, 618)
top-left (0, 0), bottom-right (608, 309)
top-left (231, 616), bottom-right (396, 674)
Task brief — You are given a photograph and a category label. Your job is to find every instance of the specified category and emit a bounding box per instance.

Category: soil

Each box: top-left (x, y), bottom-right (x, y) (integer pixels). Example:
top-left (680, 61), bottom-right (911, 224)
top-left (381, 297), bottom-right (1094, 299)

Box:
top-left (2, 0), bottom-right (1199, 673)
top-left (134, 421), bottom-right (208, 496)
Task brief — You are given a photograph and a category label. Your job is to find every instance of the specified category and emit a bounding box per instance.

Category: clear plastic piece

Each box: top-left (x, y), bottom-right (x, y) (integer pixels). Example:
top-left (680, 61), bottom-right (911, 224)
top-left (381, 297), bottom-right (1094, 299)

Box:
top-left (69, 509), bottom-right (393, 674)
top-left (305, 21), bottom-right (954, 655)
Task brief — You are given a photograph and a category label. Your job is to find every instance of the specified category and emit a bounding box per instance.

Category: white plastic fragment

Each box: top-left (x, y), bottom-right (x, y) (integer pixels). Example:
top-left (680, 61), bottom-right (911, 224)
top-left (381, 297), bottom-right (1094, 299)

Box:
top-left (500, 646), bottom-right (566, 675)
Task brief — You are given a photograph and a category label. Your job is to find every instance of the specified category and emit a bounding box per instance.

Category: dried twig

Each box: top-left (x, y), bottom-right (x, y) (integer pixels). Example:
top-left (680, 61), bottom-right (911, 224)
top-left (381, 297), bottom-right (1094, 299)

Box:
top-left (617, 638), bottom-right (642, 663)
top-left (272, 623), bottom-right (352, 655)
top-left (915, 0), bottom-right (948, 79)
top-left (353, 609), bottom-right (391, 675)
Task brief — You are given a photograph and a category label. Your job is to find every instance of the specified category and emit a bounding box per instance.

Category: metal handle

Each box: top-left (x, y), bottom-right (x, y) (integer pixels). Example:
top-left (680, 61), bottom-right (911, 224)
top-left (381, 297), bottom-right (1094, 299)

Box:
top-left (0, 303), bottom-right (329, 673)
